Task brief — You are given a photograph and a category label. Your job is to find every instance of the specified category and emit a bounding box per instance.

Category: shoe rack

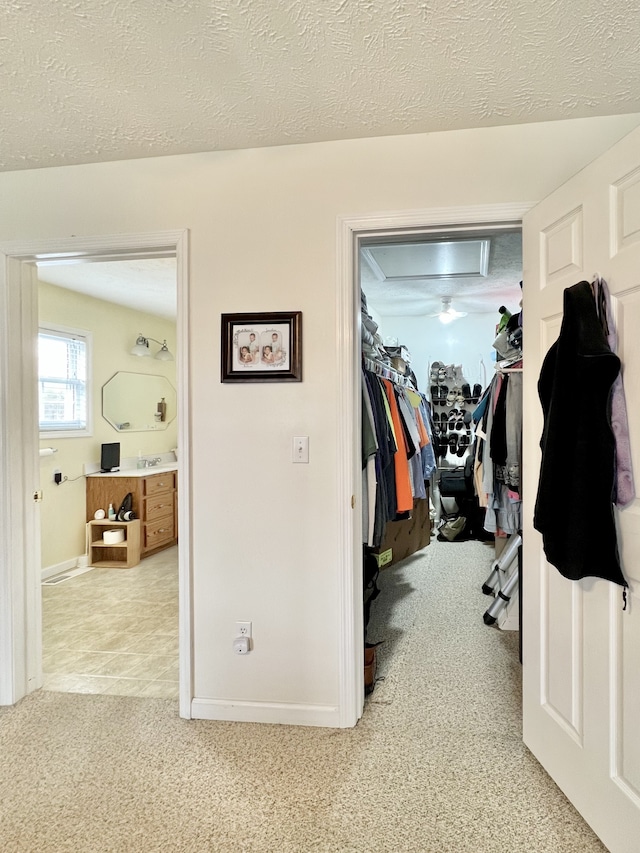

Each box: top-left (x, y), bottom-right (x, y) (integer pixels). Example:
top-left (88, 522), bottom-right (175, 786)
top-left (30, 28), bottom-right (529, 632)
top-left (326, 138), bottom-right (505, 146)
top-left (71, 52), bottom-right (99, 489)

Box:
top-left (429, 361), bottom-right (482, 462)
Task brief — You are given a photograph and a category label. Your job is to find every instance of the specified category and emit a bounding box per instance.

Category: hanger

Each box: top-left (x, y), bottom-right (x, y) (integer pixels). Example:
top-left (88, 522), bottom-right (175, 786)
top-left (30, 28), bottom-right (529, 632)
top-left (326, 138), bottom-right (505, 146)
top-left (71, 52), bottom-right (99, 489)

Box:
top-left (495, 357), bottom-right (523, 373)
top-left (363, 356), bottom-right (413, 388)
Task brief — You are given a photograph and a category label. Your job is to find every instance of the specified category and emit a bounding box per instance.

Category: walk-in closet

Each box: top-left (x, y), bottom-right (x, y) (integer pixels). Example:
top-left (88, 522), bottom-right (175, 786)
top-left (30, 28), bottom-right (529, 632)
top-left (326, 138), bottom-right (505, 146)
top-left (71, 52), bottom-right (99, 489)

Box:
top-left (359, 229), bottom-right (524, 694)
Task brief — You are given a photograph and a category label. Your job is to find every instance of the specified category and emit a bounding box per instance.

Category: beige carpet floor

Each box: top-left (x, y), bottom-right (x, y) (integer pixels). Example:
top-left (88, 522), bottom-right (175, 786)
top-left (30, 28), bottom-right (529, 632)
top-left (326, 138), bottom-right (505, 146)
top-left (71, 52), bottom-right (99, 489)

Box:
top-left (0, 538), bottom-right (606, 852)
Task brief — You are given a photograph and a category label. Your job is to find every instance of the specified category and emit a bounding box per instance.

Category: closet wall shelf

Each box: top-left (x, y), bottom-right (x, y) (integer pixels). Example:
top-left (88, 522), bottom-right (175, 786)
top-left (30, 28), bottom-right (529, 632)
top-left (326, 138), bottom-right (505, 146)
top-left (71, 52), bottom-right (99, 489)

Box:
top-left (363, 356), bottom-right (414, 387)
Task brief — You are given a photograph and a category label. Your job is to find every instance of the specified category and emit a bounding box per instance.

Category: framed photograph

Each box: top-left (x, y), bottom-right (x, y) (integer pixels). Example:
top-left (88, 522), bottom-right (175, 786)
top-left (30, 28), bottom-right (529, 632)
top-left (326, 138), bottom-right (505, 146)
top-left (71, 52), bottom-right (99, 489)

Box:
top-left (221, 311), bottom-right (302, 383)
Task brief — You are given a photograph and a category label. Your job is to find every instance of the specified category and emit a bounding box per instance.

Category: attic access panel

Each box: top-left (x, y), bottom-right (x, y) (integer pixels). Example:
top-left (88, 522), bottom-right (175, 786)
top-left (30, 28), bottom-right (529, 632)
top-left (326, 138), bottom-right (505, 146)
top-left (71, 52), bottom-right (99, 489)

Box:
top-left (362, 239), bottom-right (490, 281)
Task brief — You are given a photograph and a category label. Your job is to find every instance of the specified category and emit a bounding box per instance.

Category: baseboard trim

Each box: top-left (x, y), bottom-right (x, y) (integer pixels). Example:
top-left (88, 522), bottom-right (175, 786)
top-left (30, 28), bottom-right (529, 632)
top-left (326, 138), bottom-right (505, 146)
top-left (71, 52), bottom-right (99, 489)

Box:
top-left (41, 557), bottom-right (82, 582)
top-left (191, 697), bottom-right (341, 728)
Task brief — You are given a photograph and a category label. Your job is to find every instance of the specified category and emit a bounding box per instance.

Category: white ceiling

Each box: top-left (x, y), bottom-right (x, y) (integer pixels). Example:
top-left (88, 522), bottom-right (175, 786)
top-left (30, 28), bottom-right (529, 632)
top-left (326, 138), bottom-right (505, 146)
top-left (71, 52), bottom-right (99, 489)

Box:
top-left (37, 258), bottom-right (177, 320)
top-left (361, 231), bottom-right (522, 317)
top-left (38, 233), bottom-right (520, 320)
top-left (2, 0), bottom-right (639, 173)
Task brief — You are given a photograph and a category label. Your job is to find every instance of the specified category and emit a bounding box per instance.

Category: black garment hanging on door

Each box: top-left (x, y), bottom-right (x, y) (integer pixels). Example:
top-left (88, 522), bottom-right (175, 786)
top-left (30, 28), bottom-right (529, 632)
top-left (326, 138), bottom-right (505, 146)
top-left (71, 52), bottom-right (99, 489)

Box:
top-left (534, 281), bottom-right (627, 588)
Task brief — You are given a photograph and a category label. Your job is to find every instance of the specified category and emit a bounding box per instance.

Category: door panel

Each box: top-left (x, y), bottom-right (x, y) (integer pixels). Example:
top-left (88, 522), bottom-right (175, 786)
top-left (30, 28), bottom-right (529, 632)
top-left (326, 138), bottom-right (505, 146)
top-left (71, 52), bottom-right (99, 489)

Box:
top-left (523, 123), bottom-right (640, 852)
top-left (612, 166), bottom-right (640, 253)
top-left (617, 591), bottom-right (640, 799)
top-left (543, 569), bottom-right (583, 744)
top-left (541, 206), bottom-right (583, 285)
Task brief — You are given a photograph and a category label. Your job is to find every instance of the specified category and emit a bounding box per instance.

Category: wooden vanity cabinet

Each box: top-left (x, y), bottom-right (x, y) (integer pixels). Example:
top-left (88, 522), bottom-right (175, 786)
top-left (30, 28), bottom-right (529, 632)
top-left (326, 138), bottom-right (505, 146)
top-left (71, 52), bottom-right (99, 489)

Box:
top-left (86, 471), bottom-right (177, 557)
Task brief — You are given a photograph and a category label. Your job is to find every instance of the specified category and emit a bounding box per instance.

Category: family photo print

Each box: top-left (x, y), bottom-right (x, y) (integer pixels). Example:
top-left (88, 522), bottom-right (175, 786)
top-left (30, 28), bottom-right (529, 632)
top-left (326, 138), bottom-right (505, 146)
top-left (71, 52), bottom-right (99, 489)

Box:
top-left (221, 311), bottom-right (302, 383)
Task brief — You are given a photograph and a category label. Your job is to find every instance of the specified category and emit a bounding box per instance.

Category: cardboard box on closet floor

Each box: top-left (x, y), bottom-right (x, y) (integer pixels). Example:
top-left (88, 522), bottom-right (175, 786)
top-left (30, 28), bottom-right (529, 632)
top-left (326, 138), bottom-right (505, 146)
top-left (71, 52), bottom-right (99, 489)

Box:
top-left (372, 498), bottom-right (432, 568)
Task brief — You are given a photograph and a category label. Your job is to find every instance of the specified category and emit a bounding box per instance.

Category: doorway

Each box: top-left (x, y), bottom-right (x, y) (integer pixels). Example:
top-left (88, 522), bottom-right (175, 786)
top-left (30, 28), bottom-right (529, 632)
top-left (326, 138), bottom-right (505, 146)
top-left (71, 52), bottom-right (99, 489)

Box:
top-left (334, 202), bottom-right (532, 725)
top-left (0, 230), bottom-right (192, 718)
top-left (37, 256), bottom-right (180, 699)
top-left (358, 224), bottom-right (523, 702)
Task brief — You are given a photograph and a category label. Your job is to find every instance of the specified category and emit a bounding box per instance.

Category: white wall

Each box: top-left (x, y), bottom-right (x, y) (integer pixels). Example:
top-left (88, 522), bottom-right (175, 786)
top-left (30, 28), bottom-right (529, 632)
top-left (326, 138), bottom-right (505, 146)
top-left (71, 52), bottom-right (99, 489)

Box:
top-left (1, 114), bottom-right (639, 722)
top-left (375, 312), bottom-right (520, 391)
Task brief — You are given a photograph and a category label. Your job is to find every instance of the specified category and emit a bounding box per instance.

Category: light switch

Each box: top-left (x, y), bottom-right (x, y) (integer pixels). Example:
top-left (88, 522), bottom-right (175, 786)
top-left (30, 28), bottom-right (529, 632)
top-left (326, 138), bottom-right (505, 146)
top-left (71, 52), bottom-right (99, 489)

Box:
top-left (292, 436), bottom-right (309, 463)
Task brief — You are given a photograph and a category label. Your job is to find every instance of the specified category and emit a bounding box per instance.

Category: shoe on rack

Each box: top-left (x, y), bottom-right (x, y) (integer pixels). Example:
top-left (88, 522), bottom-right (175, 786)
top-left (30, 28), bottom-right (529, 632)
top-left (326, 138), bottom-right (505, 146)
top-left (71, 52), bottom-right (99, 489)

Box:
top-left (457, 434), bottom-right (471, 457)
top-left (430, 361), bottom-right (444, 382)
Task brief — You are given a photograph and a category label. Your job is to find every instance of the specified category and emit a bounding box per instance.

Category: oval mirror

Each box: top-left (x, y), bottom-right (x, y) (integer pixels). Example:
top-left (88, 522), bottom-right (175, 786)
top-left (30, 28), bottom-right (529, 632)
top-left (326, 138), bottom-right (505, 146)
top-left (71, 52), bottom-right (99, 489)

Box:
top-left (102, 371), bottom-right (177, 432)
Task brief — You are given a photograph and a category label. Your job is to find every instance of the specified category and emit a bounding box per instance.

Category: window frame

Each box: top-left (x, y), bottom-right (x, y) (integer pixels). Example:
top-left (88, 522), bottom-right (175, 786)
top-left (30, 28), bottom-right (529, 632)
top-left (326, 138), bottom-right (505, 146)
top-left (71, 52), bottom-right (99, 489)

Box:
top-left (38, 322), bottom-right (93, 438)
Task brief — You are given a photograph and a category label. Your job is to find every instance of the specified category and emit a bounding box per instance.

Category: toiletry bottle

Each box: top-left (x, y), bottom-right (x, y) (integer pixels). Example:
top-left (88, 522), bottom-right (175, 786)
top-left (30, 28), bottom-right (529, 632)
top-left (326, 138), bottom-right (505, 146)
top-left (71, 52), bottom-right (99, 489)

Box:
top-left (108, 503), bottom-right (116, 521)
top-left (137, 451), bottom-right (145, 470)
top-left (157, 397), bottom-right (167, 422)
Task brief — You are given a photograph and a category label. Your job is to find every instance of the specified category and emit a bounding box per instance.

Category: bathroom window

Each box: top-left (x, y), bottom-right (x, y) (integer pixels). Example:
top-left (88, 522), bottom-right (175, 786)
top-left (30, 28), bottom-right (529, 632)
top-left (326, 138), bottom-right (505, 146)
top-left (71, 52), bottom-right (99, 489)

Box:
top-left (38, 324), bottom-right (92, 437)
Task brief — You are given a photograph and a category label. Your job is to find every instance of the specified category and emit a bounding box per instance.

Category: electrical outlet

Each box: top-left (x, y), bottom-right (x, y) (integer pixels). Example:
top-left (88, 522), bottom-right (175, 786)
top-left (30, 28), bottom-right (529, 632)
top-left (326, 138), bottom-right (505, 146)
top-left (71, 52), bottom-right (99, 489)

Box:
top-left (236, 621), bottom-right (252, 638)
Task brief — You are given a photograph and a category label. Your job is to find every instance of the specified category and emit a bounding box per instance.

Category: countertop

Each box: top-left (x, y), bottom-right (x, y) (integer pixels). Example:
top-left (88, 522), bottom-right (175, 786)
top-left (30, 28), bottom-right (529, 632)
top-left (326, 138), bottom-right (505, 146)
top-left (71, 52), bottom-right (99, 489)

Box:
top-left (87, 464), bottom-right (178, 478)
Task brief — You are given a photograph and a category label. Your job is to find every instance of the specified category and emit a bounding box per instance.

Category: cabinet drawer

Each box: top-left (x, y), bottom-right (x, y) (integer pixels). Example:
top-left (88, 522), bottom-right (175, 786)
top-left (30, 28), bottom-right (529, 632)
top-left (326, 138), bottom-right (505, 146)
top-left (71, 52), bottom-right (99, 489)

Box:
top-left (145, 491), bottom-right (175, 522)
top-left (144, 472), bottom-right (175, 496)
top-left (144, 517), bottom-right (175, 550)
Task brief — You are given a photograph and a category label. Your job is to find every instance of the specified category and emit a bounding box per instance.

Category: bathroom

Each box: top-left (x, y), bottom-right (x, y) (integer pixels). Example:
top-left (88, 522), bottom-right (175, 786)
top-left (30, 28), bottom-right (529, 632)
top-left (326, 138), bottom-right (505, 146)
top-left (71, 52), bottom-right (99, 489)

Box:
top-left (38, 258), bottom-right (180, 698)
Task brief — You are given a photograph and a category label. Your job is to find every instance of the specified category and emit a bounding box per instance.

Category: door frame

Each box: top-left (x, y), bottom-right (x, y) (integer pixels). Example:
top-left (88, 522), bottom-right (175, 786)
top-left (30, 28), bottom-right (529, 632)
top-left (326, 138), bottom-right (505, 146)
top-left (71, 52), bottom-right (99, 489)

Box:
top-left (336, 203), bottom-right (533, 726)
top-left (0, 229), bottom-right (193, 718)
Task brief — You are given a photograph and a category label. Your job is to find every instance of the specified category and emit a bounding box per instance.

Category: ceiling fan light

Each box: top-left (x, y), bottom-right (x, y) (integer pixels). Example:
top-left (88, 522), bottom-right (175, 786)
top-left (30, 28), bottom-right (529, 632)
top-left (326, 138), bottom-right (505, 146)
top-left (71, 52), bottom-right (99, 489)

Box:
top-left (438, 311), bottom-right (456, 324)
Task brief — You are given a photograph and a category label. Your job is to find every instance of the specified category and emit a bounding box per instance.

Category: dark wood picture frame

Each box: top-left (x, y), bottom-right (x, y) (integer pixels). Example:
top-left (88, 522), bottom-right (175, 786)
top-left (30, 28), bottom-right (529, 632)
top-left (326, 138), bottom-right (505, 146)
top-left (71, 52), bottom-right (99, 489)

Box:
top-left (221, 311), bottom-right (302, 383)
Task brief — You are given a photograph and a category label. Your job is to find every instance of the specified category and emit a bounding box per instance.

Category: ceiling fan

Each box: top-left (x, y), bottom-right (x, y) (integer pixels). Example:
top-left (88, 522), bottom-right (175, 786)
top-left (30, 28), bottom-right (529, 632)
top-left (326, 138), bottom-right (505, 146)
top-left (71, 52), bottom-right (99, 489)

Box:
top-left (429, 296), bottom-right (468, 324)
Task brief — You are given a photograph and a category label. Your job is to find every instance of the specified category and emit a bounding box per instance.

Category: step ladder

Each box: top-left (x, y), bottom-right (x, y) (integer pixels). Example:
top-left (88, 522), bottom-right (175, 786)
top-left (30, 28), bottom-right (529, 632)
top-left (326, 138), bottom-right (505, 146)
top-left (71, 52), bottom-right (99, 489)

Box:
top-left (482, 533), bottom-right (522, 627)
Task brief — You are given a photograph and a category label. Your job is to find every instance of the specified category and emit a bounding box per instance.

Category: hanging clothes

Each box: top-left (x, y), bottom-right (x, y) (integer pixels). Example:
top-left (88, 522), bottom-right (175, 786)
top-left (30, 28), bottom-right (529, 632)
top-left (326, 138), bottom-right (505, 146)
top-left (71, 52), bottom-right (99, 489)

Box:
top-left (534, 280), bottom-right (627, 588)
top-left (362, 372), bottom-right (379, 546)
top-left (380, 378), bottom-right (413, 514)
top-left (363, 370), bottom-right (397, 547)
top-left (396, 388), bottom-right (425, 500)
top-left (477, 365), bottom-right (523, 535)
top-left (361, 365), bottom-right (435, 546)
top-left (594, 277), bottom-right (635, 508)
top-left (417, 397), bottom-right (437, 481)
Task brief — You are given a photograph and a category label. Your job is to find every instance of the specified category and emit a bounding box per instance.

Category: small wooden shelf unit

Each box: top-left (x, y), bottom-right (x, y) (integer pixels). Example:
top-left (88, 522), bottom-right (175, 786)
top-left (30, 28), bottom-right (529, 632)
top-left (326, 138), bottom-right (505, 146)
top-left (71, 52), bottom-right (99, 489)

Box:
top-left (86, 471), bottom-right (177, 558)
top-left (87, 519), bottom-right (141, 568)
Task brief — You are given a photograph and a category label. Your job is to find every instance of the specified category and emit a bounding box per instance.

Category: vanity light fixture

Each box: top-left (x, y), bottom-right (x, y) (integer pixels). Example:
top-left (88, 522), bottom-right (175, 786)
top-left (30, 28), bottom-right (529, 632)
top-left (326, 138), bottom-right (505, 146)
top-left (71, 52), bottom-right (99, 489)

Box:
top-left (130, 334), bottom-right (174, 361)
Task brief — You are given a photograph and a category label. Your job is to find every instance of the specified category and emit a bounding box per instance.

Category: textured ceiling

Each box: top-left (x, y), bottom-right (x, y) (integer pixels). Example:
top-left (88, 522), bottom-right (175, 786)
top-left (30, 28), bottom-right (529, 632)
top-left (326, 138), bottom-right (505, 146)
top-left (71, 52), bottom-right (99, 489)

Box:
top-left (361, 231), bottom-right (522, 316)
top-left (37, 258), bottom-right (177, 320)
top-left (2, 0), bottom-right (639, 172)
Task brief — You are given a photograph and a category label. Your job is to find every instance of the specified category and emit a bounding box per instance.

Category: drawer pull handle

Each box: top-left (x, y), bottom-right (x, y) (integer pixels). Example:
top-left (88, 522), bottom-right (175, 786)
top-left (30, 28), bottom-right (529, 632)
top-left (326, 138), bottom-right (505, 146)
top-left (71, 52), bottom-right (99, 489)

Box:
top-left (158, 528), bottom-right (166, 533)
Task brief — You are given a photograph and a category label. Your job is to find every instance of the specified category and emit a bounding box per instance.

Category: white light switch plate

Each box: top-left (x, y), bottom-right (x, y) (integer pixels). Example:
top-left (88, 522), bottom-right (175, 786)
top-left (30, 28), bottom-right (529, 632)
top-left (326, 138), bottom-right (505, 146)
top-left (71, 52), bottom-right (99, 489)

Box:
top-left (292, 436), bottom-right (309, 463)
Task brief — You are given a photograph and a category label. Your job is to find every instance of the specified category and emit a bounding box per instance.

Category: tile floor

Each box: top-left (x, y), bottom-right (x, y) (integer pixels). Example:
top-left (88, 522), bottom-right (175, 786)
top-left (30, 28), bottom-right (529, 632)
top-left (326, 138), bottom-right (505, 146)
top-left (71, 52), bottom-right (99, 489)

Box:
top-left (42, 545), bottom-right (178, 699)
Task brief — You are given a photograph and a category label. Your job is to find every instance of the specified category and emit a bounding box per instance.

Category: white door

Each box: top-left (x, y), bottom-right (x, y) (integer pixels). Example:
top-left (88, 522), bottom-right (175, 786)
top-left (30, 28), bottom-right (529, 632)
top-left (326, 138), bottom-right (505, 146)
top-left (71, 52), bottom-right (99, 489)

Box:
top-left (522, 123), bottom-right (640, 852)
